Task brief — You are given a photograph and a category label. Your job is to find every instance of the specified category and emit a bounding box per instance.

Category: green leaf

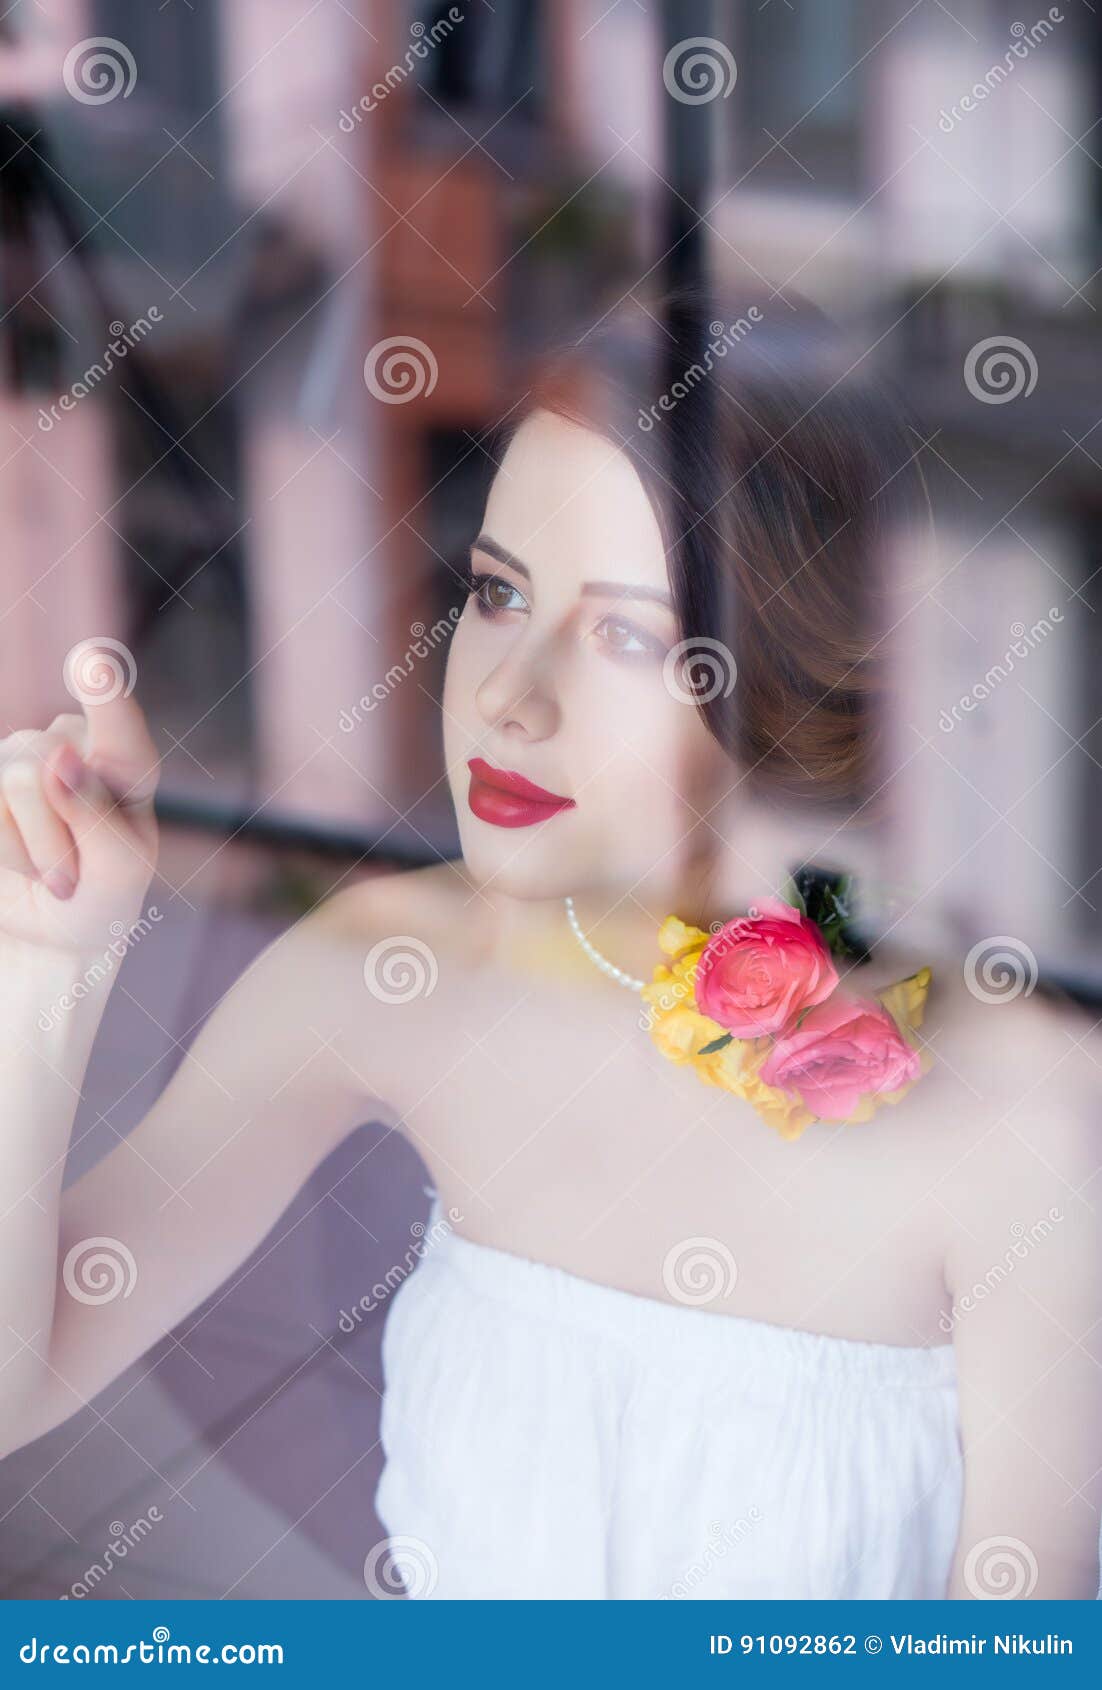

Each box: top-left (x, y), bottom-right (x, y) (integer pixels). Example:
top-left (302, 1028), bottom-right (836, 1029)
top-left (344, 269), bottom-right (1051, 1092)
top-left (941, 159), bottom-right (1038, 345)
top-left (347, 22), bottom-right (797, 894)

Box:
top-left (779, 875), bottom-right (807, 916)
top-left (788, 866), bottom-right (871, 966)
top-left (698, 1032), bottom-right (734, 1055)
top-left (832, 872), bottom-right (854, 918)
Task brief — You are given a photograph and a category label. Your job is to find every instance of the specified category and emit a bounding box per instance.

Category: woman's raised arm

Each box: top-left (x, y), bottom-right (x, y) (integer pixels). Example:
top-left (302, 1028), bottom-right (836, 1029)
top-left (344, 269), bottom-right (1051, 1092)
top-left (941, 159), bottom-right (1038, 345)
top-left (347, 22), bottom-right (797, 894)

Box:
top-left (0, 687), bottom-right (392, 1456)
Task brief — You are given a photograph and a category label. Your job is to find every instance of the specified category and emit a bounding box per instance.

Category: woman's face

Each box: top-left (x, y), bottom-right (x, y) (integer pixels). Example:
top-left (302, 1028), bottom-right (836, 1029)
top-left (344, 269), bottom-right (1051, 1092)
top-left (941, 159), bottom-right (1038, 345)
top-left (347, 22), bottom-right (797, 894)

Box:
top-left (443, 409), bottom-right (731, 902)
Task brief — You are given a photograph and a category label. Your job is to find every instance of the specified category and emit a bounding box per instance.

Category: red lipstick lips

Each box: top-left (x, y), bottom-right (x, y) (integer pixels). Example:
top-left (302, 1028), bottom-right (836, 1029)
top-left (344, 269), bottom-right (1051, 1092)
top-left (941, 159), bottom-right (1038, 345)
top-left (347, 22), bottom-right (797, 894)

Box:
top-left (466, 757), bottom-right (576, 829)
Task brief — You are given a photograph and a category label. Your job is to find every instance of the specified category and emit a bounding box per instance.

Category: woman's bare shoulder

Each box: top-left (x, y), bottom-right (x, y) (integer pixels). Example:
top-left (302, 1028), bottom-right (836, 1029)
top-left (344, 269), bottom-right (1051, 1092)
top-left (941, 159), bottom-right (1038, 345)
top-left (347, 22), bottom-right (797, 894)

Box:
top-left (246, 861), bottom-right (494, 1120)
top-left (930, 960), bottom-right (1096, 1100)
top-left (901, 955), bottom-right (1100, 1225)
top-left (307, 858), bottom-right (491, 961)
top-left (936, 979), bottom-right (1101, 1323)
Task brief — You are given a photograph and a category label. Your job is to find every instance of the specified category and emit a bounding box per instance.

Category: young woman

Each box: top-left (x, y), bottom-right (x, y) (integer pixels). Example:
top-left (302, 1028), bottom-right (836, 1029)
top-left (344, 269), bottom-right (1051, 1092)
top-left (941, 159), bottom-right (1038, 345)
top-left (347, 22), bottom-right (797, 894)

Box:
top-left (0, 297), bottom-right (1098, 1600)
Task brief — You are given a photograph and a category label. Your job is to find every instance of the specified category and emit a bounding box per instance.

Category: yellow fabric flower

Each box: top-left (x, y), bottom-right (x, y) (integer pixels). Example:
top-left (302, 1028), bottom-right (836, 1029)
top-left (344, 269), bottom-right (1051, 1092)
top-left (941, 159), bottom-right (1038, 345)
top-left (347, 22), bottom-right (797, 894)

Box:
top-left (655, 915), bottom-right (710, 961)
top-left (878, 966), bottom-right (932, 1036)
top-left (647, 999), bottom-right (727, 1066)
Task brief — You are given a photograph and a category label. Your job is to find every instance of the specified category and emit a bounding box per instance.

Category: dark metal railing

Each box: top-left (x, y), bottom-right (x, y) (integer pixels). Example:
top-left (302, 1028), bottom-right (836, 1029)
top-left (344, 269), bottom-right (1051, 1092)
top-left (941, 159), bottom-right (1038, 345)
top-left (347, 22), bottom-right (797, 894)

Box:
top-left (154, 789), bottom-right (446, 868)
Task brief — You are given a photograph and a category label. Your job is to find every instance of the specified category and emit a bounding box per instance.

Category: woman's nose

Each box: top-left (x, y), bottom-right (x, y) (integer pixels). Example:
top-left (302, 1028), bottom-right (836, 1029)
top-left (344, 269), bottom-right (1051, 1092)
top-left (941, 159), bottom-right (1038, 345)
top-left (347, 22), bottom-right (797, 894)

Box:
top-left (474, 632), bottom-right (563, 743)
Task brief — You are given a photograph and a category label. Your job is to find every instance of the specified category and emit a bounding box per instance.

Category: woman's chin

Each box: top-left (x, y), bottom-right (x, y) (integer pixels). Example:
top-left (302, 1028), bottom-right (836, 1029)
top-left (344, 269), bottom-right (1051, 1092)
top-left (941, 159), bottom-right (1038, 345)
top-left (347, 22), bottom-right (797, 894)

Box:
top-left (457, 827), bottom-right (587, 903)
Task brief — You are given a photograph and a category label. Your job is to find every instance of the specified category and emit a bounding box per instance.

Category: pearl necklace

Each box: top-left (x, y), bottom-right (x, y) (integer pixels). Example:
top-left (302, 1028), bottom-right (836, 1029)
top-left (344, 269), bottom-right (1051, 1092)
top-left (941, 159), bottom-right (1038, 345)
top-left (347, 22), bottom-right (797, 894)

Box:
top-left (563, 897), bottom-right (646, 993)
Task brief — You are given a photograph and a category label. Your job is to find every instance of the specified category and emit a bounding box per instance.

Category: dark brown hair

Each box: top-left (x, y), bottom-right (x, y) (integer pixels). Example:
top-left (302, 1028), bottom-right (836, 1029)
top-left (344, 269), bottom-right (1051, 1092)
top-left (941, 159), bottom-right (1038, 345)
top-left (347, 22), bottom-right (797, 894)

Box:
top-left (517, 289), bottom-right (929, 822)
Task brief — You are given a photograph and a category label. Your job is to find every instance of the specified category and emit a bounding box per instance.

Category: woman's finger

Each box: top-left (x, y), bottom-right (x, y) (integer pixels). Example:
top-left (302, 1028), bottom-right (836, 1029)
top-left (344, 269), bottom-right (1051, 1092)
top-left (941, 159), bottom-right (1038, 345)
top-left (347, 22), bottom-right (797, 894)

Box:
top-left (79, 689), bottom-right (160, 811)
top-left (41, 742), bottom-right (146, 878)
top-left (0, 758), bottom-right (79, 898)
top-left (0, 794), bottom-right (36, 877)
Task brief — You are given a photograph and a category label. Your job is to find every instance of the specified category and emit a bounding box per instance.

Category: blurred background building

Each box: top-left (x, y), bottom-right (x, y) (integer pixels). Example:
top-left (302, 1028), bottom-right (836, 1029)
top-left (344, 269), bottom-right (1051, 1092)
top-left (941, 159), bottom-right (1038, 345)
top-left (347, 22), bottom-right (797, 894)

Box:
top-left (0, 0), bottom-right (1099, 1599)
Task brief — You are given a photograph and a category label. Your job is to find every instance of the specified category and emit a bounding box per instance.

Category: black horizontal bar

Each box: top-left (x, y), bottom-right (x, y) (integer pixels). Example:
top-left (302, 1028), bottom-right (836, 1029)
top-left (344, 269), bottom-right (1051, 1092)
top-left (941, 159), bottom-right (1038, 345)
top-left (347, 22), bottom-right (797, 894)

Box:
top-left (154, 789), bottom-right (445, 867)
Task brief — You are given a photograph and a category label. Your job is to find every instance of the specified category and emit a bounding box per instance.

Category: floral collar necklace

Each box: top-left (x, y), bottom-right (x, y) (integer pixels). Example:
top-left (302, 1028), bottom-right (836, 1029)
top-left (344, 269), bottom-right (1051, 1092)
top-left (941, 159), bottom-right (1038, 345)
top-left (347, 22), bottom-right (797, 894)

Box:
top-left (564, 870), bottom-right (932, 1141)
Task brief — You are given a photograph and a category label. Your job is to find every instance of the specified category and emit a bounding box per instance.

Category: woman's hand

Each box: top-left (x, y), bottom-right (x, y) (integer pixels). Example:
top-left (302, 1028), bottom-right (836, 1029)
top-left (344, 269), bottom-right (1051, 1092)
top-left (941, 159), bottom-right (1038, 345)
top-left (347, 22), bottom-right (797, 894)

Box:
top-left (0, 684), bottom-right (160, 955)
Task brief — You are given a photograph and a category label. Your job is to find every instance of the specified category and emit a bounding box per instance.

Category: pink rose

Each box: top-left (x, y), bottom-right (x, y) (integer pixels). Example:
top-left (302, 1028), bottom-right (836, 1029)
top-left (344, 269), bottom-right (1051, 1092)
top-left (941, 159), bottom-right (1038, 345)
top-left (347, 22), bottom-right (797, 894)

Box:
top-left (695, 896), bottom-right (839, 1039)
top-left (759, 993), bottom-right (923, 1122)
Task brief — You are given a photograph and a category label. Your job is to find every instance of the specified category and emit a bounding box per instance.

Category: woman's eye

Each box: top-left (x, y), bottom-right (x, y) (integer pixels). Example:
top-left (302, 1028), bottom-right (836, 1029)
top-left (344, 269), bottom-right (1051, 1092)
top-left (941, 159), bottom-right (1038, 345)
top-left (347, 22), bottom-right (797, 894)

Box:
top-left (469, 573), bottom-right (527, 615)
top-left (594, 615), bottom-right (663, 659)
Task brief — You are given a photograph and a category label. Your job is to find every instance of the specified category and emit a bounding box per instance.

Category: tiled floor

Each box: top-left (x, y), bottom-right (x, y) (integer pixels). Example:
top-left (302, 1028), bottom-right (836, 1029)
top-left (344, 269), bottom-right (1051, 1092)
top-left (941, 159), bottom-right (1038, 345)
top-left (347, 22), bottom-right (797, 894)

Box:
top-left (0, 887), bottom-right (431, 1600)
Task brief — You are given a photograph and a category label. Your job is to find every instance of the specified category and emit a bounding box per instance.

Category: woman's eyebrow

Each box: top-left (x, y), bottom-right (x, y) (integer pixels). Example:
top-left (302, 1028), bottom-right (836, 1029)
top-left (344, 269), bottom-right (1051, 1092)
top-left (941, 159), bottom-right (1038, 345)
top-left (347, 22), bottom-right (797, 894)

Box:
top-left (580, 581), bottom-right (674, 608)
top-left (471, 534), bottom-right (673, 608)
top-left (471, 534), bottom-right (529, 579)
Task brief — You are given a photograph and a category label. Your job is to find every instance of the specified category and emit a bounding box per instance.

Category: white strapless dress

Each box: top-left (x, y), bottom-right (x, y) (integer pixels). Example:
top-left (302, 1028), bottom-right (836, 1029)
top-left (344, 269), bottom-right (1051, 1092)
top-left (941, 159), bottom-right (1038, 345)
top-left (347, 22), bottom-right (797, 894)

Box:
top-left (374, 1197), bottom-right (965, 1599)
